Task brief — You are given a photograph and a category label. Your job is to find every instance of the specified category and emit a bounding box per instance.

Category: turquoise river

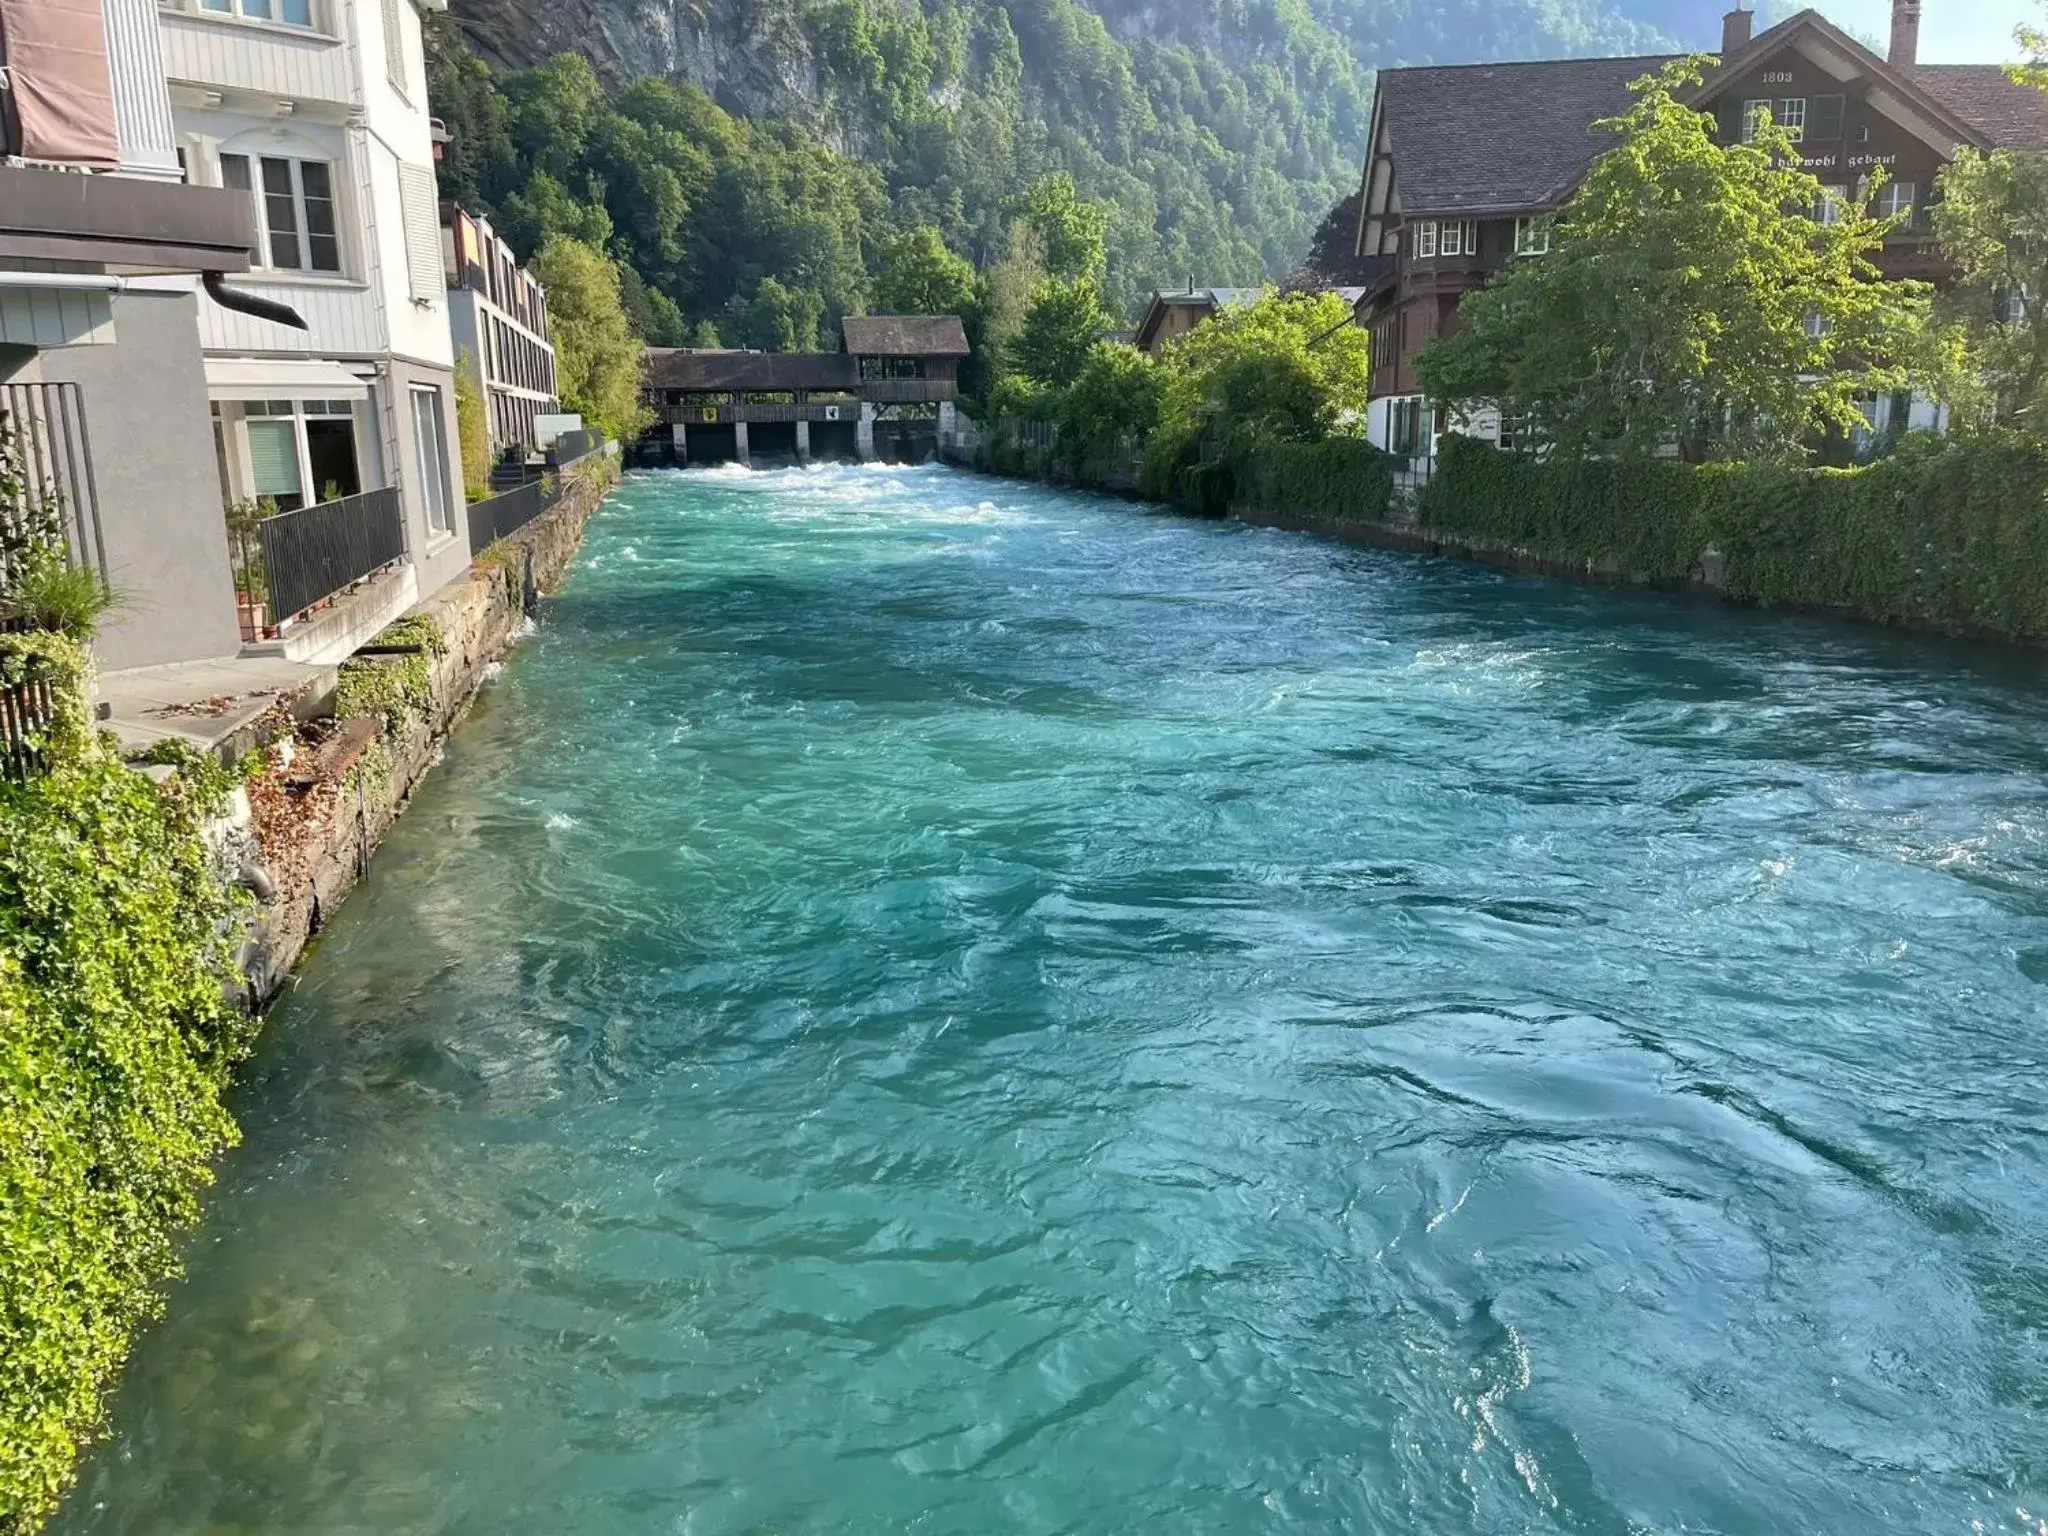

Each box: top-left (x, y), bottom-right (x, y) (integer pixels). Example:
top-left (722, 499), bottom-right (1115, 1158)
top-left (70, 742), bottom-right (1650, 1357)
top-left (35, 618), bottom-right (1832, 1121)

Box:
top-left (57, 465), bottom-right (2048, 1534)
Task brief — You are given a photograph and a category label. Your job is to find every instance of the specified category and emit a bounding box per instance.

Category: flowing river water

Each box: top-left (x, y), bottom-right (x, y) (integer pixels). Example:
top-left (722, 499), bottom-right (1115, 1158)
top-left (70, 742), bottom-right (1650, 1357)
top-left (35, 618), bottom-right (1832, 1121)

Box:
top-left (58, 465), bottom-right (2048, 1534)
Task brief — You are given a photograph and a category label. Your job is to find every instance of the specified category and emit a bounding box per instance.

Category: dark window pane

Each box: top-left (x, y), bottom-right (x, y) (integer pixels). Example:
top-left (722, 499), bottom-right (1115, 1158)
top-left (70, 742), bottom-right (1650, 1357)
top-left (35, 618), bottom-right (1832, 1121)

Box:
top-left (220, 153), bottom-right (251, 192)
top-left (1810, 94), bottom-right (1845, 141)
top-left (301, 162), bottom-right (341, 271)
top-left (261, 157), bottom-right (301, 268)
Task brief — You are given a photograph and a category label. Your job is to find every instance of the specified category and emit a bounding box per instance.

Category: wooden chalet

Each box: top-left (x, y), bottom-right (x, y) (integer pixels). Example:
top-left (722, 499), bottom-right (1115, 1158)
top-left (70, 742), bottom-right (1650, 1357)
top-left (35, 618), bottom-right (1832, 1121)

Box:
top-left (639, 315), bottom-right (970, 466)
top-left (1350, 1), bottom-right (2048, 461)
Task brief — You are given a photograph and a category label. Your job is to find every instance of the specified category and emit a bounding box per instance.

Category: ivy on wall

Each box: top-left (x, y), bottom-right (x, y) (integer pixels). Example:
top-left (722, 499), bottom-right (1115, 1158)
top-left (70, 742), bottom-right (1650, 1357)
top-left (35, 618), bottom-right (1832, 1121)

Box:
top-left (0, 636), bottom-right (251, 1533)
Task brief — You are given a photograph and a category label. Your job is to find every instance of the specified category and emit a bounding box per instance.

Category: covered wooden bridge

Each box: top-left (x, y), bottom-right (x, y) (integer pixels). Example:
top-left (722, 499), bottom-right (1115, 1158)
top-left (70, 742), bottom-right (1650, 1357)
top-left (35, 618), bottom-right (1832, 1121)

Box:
top-left (636, 316), bottom-right (969, 467)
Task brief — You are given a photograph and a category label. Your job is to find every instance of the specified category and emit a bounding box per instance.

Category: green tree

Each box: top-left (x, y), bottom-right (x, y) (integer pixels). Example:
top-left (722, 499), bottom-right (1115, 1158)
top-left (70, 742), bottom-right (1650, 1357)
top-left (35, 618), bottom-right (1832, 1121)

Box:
top-left (1144, 288), bottom-right (1370, 483)
top-left (530, 236), bottom-right (651, 444)
top-left (1930, 146), bottom-right (2048, 432)
top-left (721, 276), bottom-right (828, 351)
top-left (873, 227), bottom-right (976, 316)
top-left (1053, 342), bottom-right (1162, 471)
top-left (496, 170), bottom-right (614, 258)
top-left (1009, 274), bottom-right (1116, 386)
top-left (452, 353), bottom-right (491, 501)
top-left (1417, 59), bottom-right (1926, 463)
top-left (967, 222), bottom-right (1048, 400)
top-left (1013, 172), bottom-right (1110, 281)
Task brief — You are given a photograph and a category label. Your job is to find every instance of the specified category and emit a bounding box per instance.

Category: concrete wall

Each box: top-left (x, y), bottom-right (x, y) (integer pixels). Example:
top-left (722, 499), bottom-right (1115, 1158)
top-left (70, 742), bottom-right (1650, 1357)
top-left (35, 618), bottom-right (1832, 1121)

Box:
top-left (10, 288), bottom-right (243, 669)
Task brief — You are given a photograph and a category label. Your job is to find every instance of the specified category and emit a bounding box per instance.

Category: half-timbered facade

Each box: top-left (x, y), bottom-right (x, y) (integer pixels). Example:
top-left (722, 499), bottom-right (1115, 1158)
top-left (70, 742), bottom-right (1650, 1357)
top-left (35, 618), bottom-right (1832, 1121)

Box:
top-left (1351, 2), bottom-right (2048, 461)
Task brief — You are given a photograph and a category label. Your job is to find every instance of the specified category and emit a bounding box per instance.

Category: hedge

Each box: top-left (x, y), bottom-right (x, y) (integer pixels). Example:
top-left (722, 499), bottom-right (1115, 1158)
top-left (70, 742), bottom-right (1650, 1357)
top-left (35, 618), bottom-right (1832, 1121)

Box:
top-left (0, 638), bottom-right (250, 1533)
top-left (1232, 438), bottom-right (1396, 523)
top-left (1417, 432), bottom-right (2048, 641)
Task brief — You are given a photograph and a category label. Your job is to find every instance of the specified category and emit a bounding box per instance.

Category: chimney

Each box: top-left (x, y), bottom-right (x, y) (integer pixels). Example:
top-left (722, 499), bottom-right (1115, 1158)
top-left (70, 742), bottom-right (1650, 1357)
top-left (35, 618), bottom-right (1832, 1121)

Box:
top-left (1722, 7), bottom-right (1752, 55)
top-left (1890, 0), bottom-right (1921, 67)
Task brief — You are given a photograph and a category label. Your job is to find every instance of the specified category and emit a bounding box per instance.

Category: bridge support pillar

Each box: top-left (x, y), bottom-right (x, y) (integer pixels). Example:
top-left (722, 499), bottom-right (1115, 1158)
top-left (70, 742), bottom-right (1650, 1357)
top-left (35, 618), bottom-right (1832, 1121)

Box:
top-left (795, 419), bottom-right (812, 461)
top-left (938, 400), bottom-right (958, 453)
top-left (857, 403), bottom-right (877, 462)
top-left (734, 420), bottom-right (751, 467)
top-left (671, 422), bottom-right (688, 467)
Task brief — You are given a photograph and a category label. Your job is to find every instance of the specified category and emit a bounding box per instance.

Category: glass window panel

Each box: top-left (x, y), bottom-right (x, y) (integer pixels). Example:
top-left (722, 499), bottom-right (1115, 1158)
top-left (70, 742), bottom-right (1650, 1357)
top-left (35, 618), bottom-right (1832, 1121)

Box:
top-left (220, 153), bottom-right (251, 192)
top-left (246, 419), bottom-right (303, 500)
top-left (199, 0), bottom-right (232, 10)
top-left (299, 160), bottom-right (341, 272)
top-left (239, 0), bottom-right (273, 18)
top-left (1778, 98), bottom-right (1805, 142)
top-left (412, 389), bottom-right (452, 535)
top-left (1810, 95), bottom-right (1845, 141)
top-left (260, 158), bottom-right (301, 268)
top-left (278, 0), bottom-right (312, 22)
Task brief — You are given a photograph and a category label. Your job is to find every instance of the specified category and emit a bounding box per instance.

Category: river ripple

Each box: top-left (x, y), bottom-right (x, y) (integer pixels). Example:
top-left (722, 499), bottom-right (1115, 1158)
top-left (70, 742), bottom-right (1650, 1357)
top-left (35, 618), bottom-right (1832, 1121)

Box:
top-left (58, 464), bottom-right (2048, 1534)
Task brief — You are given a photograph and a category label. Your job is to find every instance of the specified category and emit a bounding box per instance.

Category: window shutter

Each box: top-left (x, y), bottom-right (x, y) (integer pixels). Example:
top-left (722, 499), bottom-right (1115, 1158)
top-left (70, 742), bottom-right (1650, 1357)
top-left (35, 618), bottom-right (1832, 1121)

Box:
top-left (1810, 94), bottom-right (1845, 141)
top-left (381, 0), bottom-right (407, 94)
top-left (400, 163), bottom-right (443, 303)
top-left (246, 419), bottom-right (303, 499)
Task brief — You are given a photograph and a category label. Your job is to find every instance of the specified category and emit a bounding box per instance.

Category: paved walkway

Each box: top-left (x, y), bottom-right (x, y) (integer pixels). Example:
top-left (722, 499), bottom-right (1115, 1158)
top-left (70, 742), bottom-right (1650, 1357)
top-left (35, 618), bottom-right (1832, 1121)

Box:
top-left (97, 654), bottom-right (335, 758)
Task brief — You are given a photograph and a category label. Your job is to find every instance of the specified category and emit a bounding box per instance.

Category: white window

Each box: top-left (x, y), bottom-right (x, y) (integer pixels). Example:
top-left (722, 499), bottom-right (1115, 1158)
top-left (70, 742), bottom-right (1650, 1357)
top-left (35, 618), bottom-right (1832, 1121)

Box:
top-left (1498, 411), bottom-right (1530, 454)
top-left (2004, 288), bottom-right (2030, 326)
top-left (233, 399), bottom-right (361, 510)
top-left (1813, 185), bottom-right (1847, 225)
top-left (1438, 220), bottom-right (1479, 257)
top-left (411, 387), bottom-right (453, 536)
top-left (1742, 99), bottom-right (1772, 142)
top-left (1803, 311), bottom-right (1833, 339)
top-left (1514, 216), bottom-right (1553, 256)
top-left (1878, 181), bottom-right (1917, 221)
top-left (221, 153), bottom-right (341, 274)
top-left (1413, 220), bottom-right (1438, 259)
top-left (1777, 97), bottom-right (1806, 142)
top-left (197, 0), bottom-right (314, 26)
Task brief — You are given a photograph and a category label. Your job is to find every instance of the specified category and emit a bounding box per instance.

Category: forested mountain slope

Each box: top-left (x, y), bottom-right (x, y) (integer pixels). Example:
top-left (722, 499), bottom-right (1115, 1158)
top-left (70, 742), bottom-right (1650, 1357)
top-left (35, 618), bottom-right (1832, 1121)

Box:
top-left (433, 0), bottom-right (1721, 341)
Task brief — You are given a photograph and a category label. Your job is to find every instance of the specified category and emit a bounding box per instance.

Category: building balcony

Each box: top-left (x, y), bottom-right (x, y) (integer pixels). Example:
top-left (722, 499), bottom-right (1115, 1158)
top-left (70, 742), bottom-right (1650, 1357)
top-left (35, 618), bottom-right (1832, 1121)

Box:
top-left (0, 162), bottom-right (256, 271)
top-left (158, 3), bottom-right (354, 107)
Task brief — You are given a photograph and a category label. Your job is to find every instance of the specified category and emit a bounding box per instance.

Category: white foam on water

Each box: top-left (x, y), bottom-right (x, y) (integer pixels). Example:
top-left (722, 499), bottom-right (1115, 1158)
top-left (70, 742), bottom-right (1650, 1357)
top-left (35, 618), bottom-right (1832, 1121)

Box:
top-left (544, 811), bottom-right (577, 831)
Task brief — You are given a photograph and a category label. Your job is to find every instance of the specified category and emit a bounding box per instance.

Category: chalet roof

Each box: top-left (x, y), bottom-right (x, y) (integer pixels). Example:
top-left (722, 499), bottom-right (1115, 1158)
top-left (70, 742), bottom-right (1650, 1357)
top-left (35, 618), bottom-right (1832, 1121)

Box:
top-left (1377, 54), bottom-right (1678, 215)
top-left (1151, 287), bottom-right (1262, 310)
top-left (643, 349), bottom-right (857, 392)
top-left (1909, 66), bottom-right (2048, 150)
top-left (842, 315), bottom-right (969, 357)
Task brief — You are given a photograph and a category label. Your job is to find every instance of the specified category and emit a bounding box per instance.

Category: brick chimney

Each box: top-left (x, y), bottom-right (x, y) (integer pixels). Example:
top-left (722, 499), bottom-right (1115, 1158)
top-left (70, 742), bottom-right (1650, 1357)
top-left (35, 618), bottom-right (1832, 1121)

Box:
top-left (1890, 0), bottom-right (1922, 67)
top-left (1722, 6), bottom-right (1753, 55)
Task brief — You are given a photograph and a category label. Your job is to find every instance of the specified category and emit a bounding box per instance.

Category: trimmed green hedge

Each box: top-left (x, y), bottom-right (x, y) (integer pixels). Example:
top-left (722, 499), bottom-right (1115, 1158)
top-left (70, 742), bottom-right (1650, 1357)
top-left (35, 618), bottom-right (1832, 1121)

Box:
top-left (1233, 438), bottom-right (1396, 523)
top-left (1, 639), bottom-right (250, 1533)
top-left (1418, 433), bottom-right (2048, 641)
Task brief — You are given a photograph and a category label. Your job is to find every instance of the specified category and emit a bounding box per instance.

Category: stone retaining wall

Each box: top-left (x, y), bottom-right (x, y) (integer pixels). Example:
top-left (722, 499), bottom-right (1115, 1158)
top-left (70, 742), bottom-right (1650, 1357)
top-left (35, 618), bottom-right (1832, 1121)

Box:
top-left (240, 459), bottom-right (616, 1005)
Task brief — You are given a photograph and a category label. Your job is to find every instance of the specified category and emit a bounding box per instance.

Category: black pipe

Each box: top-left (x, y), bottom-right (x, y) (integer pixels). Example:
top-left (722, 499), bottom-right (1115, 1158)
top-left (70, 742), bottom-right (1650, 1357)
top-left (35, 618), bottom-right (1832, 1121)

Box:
top-left (203, 271), bottom-right (308, 331)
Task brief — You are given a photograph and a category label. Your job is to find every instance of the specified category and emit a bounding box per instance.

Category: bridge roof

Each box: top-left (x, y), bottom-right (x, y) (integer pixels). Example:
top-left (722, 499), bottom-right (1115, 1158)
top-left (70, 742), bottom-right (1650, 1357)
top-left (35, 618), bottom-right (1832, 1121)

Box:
top-left (843, 315), bottom-right (969, 357)
top-left (643, 350), bottom-right (858, 393)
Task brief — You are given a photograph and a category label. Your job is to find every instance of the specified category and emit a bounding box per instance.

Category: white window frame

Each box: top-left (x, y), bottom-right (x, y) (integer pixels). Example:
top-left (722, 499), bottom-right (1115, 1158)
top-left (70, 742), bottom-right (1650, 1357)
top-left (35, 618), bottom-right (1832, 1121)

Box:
top-left (194, 0), bottom-right (317, 28)
top-left (1803, 311), bottom-right (1833, 340)
top-left (1878, 180), bottom-right (1917, 221)
top-left (220, 151), bottom-right (344, 276)
top-left (1777, 97), bottom-right (1806, 143)
top-left (230, 398), bottom-right (361, 509)
top-left (1439, 220), bottom-right (1479, 258)
top-left (1814, 185), bottom-right (1846, 226)
top-left (1413, 220), bottom-right (1438, 259)
top-left (1514, 216), bottom-right (1553, 256)
top-left (411, 386), bottom-right (453, 538)
top-left (1742, 99), bottom-right (1772, 142)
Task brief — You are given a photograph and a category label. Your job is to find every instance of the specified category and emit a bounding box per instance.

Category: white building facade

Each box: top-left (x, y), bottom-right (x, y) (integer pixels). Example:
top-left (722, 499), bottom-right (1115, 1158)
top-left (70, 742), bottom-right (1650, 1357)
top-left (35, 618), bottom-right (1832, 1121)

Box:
top-left (444, 204), bottom-right (558, 462)
top-left (158, 0), bottom-right (470, 609)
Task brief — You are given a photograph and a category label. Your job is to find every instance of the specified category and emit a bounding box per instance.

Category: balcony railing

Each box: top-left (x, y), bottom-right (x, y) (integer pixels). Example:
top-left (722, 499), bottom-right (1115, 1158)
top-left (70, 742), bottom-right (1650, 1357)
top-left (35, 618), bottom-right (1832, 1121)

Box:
top-left (257, 486), bottom-right (406, 628)
top-left (859, 379), bottom-right (957, 405)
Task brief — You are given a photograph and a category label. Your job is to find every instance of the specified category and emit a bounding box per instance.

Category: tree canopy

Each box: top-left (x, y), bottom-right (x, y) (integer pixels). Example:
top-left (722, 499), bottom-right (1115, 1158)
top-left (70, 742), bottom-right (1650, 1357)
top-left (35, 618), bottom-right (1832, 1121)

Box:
top-left (1416, 60), bottom-right (1927, 463)
top-left (530, 236), bottom-right (653, 444)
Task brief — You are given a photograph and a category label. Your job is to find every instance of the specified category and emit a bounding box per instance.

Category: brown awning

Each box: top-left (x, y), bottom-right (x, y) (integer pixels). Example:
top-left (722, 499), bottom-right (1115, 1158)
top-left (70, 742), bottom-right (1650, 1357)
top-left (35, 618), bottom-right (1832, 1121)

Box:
top-left (0, 0), bottom-right (121, 168)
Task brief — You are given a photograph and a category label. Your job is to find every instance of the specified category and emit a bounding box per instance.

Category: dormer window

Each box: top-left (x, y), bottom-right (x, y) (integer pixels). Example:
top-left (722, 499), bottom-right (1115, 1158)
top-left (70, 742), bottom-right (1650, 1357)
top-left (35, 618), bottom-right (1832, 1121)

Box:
top-left (1514, 216), bottom-right (1553, 256)
top-left (1413, 221), bottom-right (1437, 259)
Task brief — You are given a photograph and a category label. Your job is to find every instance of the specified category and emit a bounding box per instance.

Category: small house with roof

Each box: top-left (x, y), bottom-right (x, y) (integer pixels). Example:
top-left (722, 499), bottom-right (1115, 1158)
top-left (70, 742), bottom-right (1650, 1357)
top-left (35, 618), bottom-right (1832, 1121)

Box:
top-left (1349, 0), bottom-right (2048, 462)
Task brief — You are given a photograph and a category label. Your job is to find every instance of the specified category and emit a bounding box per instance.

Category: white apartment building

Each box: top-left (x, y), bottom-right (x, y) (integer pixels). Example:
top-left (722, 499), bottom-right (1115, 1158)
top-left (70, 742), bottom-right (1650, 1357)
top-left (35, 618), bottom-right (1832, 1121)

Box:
top-left (157, 0), bottom-right (470, 614)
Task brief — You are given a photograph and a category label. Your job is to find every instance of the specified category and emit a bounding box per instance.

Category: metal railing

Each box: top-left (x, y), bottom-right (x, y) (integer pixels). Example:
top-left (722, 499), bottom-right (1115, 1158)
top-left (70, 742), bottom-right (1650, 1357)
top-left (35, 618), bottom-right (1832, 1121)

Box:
top-left (2, 382), bottom-right (107, 588)
top-left (466, 475), bottom-right (559, 551)
top-left (0, 663), bottom-right (58, 780)
top-left (259, 486), bottom-right (406, 626)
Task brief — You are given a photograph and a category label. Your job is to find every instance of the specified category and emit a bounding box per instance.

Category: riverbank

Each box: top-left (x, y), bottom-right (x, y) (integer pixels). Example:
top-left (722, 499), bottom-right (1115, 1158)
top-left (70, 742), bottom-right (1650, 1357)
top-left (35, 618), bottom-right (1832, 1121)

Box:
top-left (963, 430), bottom-right (2048, 648)
top-left (238, 455), bottom-right (618, 1004)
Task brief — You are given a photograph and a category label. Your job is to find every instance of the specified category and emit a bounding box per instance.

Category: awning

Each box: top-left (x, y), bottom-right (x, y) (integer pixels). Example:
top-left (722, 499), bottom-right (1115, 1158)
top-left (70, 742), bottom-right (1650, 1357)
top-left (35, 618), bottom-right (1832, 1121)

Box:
top-left (206, 358), bottom-right (371, 403)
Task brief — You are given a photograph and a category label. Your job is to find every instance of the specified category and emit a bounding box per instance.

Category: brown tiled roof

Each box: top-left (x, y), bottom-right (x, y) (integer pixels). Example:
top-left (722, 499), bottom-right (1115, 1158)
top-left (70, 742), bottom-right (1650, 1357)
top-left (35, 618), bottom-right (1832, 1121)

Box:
top-left (842, 315), bottom-right (970, 357)
top-left (1909, 66), bottom-right (2048, 150)
top-left (643, 349), bottom-right (857, 392)
top-left (1379, 55), bottom-right (1679, 215)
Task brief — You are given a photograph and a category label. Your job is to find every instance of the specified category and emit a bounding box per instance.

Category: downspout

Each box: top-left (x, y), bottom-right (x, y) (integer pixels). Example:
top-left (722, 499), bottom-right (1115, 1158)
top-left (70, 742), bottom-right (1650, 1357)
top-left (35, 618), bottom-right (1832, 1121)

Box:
top-left (202, 271), bottom-right (308, 330)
